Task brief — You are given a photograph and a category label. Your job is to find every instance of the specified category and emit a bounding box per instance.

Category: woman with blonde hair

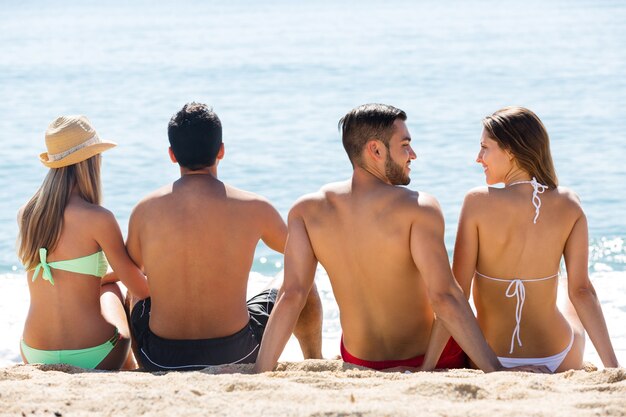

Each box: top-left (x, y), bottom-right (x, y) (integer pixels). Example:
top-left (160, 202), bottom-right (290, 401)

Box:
top-left (18, 115), bottom-right (149, 370)
top-left (446, 106), bottom-right (619, 372)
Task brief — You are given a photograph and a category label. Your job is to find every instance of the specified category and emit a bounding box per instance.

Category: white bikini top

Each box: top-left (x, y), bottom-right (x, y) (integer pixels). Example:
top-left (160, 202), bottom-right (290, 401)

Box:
top-left (477, 176), bottom-right (556, 354)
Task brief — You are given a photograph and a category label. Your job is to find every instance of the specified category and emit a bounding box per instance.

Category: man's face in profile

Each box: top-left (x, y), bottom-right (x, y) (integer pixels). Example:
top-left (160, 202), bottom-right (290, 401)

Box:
top-left (384, 119), bottom-right (415, 186)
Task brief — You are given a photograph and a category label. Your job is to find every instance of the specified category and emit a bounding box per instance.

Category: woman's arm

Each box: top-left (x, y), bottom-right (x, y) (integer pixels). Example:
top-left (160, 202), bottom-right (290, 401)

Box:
top-left (94, 209), bottom-right (149, 300)
top-left (564, 209), bottom-right (619, 368)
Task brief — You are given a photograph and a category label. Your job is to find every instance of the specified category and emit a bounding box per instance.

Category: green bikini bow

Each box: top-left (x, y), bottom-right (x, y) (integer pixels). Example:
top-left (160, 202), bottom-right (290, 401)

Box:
top-left (32, 247), bottom-right (54, 285)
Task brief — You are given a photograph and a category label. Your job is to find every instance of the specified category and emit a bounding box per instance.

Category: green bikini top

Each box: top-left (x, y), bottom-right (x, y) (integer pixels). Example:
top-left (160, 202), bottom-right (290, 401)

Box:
top-left (32, 247), bottom-right (109, 285)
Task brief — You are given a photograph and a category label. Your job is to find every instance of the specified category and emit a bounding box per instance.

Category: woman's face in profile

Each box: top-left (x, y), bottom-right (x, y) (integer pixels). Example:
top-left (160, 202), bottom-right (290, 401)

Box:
top-left (476, 129), bottom-right (513, 185)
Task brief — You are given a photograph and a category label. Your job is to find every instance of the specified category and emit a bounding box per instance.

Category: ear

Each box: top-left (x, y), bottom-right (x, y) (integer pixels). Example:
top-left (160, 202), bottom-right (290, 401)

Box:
top-left (168, 147), bottom-right (177, 163)
top-left (506, 149), bottom-right (515, 161)
top-left (216, 143), bottom-right (225, 161)
top-left (365, 139), bottom-right (385, 162)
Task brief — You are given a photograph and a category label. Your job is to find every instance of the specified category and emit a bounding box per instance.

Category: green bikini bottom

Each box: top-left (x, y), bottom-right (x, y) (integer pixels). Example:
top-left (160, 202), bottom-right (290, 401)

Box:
top-left (21, 329), bottom-right (120, 369)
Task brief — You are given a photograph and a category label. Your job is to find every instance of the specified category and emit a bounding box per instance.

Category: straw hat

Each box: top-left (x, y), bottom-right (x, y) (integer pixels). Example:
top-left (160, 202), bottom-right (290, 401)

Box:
top-left (39, 115), bottom-right (117, 168)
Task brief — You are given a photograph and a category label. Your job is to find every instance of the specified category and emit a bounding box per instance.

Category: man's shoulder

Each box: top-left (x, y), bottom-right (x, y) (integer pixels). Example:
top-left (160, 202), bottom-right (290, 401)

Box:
top-left (138, 184), bottom-right (175, 203)
top-left (389, 187), bottom-right (442, 214)
top-left (130, 184), bottom-right (174, 217)
top-left (290, 181), bottom-right (350, 214)
top-left (222, 185), bottom-right (284, 221)
top-left (224, 183), bottom-right (271, 205)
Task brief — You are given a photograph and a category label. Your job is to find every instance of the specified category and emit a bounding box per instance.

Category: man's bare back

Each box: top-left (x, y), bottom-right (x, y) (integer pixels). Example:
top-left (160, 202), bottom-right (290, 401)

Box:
top-left (254, 103), bottom-right (508, 373)
top-left (127, 103), bottom-right (321, 371)
top-left (297, 179), bottom-right (437, 360)
top-left (128, 174), bottom-right (286, 339)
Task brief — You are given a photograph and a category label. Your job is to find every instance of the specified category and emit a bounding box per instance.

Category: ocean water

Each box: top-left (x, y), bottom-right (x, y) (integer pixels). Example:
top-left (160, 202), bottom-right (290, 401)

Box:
top-left (0, 0), bottom-right (624, 367)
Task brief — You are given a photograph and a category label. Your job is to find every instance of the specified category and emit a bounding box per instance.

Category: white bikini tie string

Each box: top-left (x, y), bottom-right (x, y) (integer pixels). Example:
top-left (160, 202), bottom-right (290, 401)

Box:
top-left (508, 177), bottom-right (548, 223)
top-left (505, 279), bottom-right (526, 354)
top-left (529, 177), bottom-right (547, 224)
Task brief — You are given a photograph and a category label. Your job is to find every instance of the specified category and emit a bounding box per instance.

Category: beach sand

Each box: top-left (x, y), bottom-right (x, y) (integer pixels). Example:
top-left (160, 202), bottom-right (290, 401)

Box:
top-left (1, 360), bottom-right (624, 416)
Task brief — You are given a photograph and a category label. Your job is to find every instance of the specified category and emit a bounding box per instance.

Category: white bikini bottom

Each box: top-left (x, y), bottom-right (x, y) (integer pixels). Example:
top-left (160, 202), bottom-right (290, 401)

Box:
top-left (497, 330), bottom-right (574, 373)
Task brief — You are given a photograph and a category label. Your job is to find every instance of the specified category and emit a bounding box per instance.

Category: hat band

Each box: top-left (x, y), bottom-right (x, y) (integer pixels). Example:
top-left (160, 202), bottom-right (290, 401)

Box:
top-left (47, 134), bottom-right (101, 162)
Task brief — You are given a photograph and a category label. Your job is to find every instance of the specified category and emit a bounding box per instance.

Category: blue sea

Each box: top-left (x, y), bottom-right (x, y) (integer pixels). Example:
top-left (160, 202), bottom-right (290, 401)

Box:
top-left (1, 0), bottom-right (624, 367)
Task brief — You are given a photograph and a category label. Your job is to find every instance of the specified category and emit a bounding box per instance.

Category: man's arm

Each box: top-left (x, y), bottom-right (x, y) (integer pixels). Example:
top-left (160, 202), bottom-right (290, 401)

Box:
top-left (422, 193), bottom-right (480, 370)
top-left (410, 196), bottom-right (502, 372)
top-left (253, 203), bottom-right (317, 372)
top-left (126, 205), bottom-right (144, 272)
top-left (259, 201), bottom-right (288, 254)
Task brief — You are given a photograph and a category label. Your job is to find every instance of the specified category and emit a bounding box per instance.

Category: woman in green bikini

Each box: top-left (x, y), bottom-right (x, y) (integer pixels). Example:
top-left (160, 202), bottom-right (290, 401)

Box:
top-left (17, 115), bottom-right (149, 370)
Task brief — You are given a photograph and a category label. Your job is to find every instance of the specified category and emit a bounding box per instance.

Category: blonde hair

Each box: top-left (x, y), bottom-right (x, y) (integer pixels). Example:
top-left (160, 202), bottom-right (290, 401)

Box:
top-left (18, 155), bottom-right (102, 270)
top-left (482, 106), bottom-right (558, 189)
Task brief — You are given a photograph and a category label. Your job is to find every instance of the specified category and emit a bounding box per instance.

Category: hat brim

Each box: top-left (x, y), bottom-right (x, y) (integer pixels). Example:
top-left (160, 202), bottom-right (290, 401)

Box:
top-left (39, 140), bottom-right (117, 168)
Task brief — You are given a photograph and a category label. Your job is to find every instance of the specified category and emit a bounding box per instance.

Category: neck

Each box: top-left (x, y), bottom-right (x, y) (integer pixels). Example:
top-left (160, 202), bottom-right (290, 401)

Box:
top-left (179, 165), bottom-right (217, 179)
top-left (353, 163), bottom-right (393, 188)
top-left (503, 167), bottom-right (531, 187)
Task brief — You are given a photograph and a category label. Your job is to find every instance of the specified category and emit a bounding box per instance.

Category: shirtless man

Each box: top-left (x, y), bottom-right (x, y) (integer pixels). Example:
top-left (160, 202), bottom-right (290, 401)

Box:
top-left (254, 103), bottom-right (509, 373)
top-left (127, 102), bottom-right (322, 371)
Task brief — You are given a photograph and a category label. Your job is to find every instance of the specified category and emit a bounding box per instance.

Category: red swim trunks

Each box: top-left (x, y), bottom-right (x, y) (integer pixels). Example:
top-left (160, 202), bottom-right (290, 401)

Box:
top-left (340, 337), bottom-right (467, 370)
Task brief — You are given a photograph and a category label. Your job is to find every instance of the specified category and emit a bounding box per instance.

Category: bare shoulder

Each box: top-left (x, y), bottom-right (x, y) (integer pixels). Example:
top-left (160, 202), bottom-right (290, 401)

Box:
top-left (555, 186), bottom-right (582, 204)
top-left (411, 190), bottom-right (446, 223)
top-left (64, 200), bottom-right (118, 233)
top-left (392, 187), bottom-right (441, 213)
top-left (553, 185), bottom-right (585, 214)
top-left (134, 184), bottom-right (174, 207)
top-left (386, 188), bottom-right (446, 230)
top-left (459, 185), bottom-right (491, 209)
top-left (464, 185), bottom-right (490, 199)
top-left (129, 184), bottom-right (174, 218)
top-left (290, 180), bottom-right (349, 217)
top-left (225, 183), bottom-right (271, 204)
top-left (224, 184), bottom-right (280, 215)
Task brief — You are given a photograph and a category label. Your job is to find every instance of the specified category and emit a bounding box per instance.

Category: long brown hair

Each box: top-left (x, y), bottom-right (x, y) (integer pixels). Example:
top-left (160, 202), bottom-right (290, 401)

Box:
top-left (482, 106), bottom-right (558, 188)
top-left (18, 155), bottom-right (102, 270)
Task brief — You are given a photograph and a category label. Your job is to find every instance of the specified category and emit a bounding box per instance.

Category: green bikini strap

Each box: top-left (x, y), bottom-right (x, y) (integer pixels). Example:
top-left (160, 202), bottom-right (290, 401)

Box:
top-left (32, 248), bottom-right (55, 285)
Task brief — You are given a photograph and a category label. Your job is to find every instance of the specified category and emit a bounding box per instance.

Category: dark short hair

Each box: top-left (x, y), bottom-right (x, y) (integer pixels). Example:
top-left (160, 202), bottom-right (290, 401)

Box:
top-left (168, 102), bottom-right (222, 170)
top-left (338, 103), bottom-right (407, 166)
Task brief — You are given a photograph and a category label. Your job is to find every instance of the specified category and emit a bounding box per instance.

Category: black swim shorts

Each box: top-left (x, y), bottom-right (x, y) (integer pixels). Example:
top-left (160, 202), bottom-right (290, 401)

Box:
top-left (130, 288), bottom-right (277, 372)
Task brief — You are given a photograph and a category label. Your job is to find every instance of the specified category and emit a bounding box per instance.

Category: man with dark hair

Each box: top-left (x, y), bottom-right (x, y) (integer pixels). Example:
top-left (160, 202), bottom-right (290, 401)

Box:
top-left (254, 103), bottom-right (516, 373)
top-left (127, 102), bottom-right (322, 371)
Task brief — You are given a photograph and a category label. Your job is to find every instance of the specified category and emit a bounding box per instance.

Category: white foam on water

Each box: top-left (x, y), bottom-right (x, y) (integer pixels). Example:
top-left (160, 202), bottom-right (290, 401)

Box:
top-left (0, 274), bottom-right (30, 367)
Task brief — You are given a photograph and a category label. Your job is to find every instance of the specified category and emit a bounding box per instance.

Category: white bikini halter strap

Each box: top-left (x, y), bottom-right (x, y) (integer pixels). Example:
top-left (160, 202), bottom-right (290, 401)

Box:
top-left (475, 271), bottom-right (559, 354)
top-left (508, 177), bottom-right (548, 224)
